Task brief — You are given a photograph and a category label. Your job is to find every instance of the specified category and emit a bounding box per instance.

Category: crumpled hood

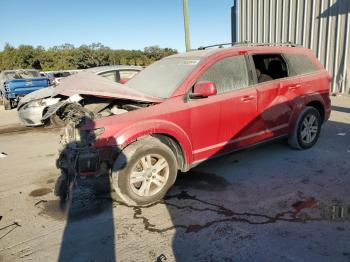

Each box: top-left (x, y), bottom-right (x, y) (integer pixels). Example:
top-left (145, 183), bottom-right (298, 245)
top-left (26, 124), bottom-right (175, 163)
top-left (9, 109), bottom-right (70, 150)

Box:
top-left (18, 86), bottom-right (55, 106)
top-left (53, 71), bottom-right (163, 103)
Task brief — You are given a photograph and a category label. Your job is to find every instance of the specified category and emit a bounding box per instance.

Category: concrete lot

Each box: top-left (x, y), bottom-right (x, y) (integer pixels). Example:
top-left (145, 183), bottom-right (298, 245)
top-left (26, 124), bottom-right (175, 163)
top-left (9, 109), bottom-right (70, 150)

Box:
top-left (0, 96), bottom-right (349, 262)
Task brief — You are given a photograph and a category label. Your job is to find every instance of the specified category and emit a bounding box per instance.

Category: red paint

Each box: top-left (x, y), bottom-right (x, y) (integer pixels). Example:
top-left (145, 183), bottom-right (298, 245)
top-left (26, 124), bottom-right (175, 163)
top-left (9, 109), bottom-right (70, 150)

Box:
top-left (291, 197), bottom-right (317, 218)
top-left (192, 81), bottom-right (217, 98)
top-left (82, 45), bottom-right (331, 171)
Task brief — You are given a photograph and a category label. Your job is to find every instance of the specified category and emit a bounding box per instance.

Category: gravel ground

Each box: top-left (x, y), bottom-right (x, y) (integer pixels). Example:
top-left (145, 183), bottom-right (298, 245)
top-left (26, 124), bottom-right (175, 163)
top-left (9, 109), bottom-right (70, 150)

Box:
top-left (0, 96), bottom-right (349, 262)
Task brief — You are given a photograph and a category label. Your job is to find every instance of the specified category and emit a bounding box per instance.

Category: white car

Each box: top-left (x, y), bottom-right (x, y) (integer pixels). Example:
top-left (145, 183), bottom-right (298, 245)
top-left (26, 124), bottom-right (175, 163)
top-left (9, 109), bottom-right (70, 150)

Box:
top-left (17, 65), bottom-right (142, 126)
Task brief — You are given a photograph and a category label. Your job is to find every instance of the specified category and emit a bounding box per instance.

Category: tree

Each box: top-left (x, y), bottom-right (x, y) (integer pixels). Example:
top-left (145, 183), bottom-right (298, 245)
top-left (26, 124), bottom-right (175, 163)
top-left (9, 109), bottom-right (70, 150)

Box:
top-left (0, 44), bottom-right (178, 71)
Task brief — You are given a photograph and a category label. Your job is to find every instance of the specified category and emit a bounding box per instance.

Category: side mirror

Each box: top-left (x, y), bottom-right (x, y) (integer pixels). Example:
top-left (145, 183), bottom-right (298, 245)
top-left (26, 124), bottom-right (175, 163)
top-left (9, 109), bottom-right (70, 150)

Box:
top-left (190, 81), bottom-right (217, 98)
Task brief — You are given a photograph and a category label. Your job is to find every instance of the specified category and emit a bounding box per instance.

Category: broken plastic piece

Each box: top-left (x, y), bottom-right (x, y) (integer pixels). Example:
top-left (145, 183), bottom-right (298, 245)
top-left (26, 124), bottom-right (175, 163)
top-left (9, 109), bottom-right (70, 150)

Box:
top-left (0, 152), bottom-right (7, 158)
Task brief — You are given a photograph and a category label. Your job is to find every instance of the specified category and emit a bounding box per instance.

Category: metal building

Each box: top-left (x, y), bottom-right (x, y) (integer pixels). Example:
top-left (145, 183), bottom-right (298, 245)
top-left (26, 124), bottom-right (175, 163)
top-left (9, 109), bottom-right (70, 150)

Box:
top-left (231, 0), bottom-right (350, 94)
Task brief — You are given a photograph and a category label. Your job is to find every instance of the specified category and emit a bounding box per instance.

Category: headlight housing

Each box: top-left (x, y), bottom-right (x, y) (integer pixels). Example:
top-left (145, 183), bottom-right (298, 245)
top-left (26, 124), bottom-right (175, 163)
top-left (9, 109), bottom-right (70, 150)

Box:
top-left (63, 125), bottom-right (105, 148)
top-left (23, 98), bottom-right (60, 109)
top-left (27, 99), bottom-right (47, 108)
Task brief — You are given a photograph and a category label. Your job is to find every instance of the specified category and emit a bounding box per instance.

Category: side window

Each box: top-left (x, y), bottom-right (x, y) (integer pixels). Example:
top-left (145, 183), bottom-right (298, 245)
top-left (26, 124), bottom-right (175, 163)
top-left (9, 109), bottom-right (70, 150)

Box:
top-left (252, 54), bottom-right (288, 83)
top-left (284, 54), bottom-right (318, 76)
top-left (119, 70), bottom-right (139, 80)
top-left (99, 71), bottom-right (117, 82)
top-left (198, 55), bottom-right (250, 94)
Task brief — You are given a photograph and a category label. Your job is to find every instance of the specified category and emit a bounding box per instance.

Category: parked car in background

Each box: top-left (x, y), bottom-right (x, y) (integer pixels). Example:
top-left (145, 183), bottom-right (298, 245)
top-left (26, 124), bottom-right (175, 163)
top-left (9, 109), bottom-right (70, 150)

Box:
top-left (56, 43), bottom-right (331, 206)
top-left (0, 69), bottom-right (50, 110)
top-left (42, 70), bottom-right (81, 85)
top-left (17, 65), bottom-right (142, 126)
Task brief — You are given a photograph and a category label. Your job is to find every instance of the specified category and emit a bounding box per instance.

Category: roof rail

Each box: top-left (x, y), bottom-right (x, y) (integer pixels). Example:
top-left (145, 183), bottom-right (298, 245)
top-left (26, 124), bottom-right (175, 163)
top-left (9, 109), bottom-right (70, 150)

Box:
top-left (197, 41), bottom-right (299, 50)
top-left (197, 41), bottom-right (250, 50)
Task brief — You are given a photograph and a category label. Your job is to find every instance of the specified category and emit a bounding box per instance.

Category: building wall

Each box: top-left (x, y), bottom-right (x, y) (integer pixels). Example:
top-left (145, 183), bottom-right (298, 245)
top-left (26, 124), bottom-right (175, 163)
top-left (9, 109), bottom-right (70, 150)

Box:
top-left (233, 0), bottom-right (350, 94)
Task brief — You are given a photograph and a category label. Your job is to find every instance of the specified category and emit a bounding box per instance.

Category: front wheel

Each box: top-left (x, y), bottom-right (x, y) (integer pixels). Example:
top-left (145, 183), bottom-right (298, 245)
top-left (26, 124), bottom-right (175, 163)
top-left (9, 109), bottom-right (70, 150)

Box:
top-left (112, 137), bottom-right (177, 206)
top-left (288, 106), bottom-right (322, 149)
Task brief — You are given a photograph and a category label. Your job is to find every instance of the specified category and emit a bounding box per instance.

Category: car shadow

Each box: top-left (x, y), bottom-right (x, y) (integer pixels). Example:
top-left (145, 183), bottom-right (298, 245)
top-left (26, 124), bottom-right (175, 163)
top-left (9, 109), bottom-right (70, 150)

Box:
top-left (54, 103), bottom-right (349, 261)
top-left (166, 119), bottom-right (350, 261)
top-left (55, 116), bottom-right (125, 261)
top-left (331, 105), bottom-right (350, 114)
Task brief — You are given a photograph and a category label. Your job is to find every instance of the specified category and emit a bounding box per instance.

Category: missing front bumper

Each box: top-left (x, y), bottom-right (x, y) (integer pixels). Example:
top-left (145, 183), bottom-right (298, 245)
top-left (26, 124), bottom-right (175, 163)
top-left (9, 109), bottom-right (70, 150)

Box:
top-left (57, 146), bottom-right (117, 177)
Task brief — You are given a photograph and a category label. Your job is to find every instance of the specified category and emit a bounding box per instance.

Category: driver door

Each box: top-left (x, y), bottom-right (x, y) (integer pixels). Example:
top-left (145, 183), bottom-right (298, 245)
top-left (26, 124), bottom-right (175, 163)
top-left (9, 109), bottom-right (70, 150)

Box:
top-left (188, 55), bottom-right (258, 162)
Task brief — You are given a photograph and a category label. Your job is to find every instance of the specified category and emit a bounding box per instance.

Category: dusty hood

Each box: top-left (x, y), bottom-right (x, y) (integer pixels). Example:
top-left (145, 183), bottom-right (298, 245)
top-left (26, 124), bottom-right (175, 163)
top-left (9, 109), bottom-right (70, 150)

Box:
top-left (18, 86), bottom-right (55, 106)
top-left (53, 71), bottom-right (162, 103)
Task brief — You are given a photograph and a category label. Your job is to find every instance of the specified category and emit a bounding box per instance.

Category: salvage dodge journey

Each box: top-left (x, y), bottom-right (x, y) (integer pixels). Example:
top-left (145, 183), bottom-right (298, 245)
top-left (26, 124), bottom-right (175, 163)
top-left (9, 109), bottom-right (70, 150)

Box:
top-left (57, 43), bottom-right (331, 206)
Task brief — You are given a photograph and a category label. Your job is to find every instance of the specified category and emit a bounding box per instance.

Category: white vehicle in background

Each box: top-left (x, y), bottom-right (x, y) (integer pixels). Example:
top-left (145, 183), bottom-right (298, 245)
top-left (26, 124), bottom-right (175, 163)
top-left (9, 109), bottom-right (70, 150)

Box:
top-left (40, 70), bottom-right (81, 85)
top-left (17, 65), bottom-right (143, 127)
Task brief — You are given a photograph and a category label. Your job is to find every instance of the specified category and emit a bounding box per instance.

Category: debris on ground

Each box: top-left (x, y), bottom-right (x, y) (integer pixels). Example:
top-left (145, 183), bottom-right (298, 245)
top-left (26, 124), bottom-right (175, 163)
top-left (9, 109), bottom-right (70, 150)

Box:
top-left (0, 220), bottom-right (21, 240)
top-left (34, 200), bottom-right (48, 206)
top-left (0, 152), bottom-right (7, 158)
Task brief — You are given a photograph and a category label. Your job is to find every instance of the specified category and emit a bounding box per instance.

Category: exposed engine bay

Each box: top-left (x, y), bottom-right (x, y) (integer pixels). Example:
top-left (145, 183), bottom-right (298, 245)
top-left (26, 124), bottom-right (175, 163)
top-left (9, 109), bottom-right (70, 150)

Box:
top-left (43, 94), bottom-right (151, 127)
top-left (55, 95), bottom-right (153, 200)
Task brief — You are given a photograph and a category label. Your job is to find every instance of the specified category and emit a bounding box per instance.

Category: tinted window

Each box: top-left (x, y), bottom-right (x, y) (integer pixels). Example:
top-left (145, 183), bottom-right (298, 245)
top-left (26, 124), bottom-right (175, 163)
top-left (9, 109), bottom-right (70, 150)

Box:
top-left (284, 54), bottom-right (318, 76)
top-left (198, 55), bottom-right (250, 94)
top-left (4, 70), bottom-right (40, 80)
top-left (252, 54), bottom-right (288, 83)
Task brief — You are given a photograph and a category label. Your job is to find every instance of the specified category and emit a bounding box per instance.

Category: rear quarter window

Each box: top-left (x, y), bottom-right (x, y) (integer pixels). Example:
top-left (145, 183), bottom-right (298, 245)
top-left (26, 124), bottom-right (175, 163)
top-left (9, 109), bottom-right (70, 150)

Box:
top-left (284, 54), bottom-right (319, 76)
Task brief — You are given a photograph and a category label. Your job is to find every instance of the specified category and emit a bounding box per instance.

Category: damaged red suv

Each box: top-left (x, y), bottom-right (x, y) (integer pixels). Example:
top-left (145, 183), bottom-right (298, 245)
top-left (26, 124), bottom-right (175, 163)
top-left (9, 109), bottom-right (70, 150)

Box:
top-left (57, 43), bottom-right (331, 206)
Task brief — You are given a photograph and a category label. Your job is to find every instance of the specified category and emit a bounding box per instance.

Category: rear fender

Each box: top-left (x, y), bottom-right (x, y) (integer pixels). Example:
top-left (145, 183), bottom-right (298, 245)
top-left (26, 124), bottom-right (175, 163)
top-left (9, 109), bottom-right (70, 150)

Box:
top-left (288, 93), bottom-right (326, 132)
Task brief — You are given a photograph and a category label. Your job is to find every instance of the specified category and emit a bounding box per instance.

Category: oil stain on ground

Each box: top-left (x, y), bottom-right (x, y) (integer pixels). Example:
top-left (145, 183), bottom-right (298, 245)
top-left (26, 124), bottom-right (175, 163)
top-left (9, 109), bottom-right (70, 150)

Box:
top-left (175, 170), bottom-right (230, 191)
top-left (29, 188), bottom-right (52, 197)
top-left (133, 191), bottom-right (350, 234)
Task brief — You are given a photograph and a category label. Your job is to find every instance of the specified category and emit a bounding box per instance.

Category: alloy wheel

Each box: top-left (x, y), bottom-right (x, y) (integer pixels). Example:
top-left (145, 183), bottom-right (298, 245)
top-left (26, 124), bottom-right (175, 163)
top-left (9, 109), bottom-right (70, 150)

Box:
top-left (129, 154), bottom-right (170, 197)
top-left (300, 114), bottom-right (319, 144)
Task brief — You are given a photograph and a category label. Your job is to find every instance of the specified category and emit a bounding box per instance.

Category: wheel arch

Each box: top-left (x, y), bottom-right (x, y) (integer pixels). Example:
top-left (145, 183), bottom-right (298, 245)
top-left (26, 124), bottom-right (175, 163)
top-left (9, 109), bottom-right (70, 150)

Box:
top-left (305, 100), bottom-right (325, 123)
top-left (151, 133), bottom-right (187, 172)
top-left (110, 120), bottom-right (193, 170)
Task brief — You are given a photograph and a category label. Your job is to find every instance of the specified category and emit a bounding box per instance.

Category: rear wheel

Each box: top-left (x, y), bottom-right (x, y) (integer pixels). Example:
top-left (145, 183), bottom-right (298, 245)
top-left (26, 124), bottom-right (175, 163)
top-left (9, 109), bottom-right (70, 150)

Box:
top-left (112, 137), bottom-right (177, 206)
top-left (288, 106), bottom-right (322, 149)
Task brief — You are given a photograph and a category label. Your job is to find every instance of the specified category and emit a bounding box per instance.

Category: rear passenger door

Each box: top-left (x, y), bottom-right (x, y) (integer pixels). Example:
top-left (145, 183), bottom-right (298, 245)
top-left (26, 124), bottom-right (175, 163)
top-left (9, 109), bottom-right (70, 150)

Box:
top-left (249, 53), bottom-right (299, 138)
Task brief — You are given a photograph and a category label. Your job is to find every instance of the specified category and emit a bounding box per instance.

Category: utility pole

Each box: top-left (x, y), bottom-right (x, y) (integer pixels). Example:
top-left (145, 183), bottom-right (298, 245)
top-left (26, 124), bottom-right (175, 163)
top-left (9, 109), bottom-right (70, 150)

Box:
top-left (183, 0), bottom-right (191, 51)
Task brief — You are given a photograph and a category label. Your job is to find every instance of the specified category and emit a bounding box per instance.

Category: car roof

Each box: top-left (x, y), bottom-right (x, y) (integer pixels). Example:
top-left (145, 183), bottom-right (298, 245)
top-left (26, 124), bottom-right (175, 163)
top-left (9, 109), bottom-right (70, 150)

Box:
top-left (167, 44), bottom-right (309, 59)
top-left (86, 65), bottom-right (143, 74)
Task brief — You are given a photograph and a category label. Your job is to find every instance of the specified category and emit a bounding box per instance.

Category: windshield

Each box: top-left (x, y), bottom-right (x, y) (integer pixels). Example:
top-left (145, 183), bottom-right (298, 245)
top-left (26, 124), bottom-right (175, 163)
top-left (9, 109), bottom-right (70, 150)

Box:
top-left (5, 70), bottom-right (41, 80)
top-left (126, 57), bottom-right (203, 98)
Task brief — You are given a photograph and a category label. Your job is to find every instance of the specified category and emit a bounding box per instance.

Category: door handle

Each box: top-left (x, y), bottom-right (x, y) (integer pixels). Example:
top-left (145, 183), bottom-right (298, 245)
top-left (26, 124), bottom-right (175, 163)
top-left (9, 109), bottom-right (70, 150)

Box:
top-left (288, 84), bottom-right (302, 91)
top-left (240, 95), bottom-right (255, 102)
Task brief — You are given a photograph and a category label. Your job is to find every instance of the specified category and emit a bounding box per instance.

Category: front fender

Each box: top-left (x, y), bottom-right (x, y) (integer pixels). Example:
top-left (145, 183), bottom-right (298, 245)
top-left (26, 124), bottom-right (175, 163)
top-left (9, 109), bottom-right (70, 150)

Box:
top-left (106, 119), bottom-right (193, 165)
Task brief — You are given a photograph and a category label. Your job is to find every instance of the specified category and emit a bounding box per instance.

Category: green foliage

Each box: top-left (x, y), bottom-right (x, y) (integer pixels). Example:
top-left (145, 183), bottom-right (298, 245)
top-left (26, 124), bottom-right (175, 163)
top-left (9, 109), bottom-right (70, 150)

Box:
top-left (0, 43), bottom-right (177, 71)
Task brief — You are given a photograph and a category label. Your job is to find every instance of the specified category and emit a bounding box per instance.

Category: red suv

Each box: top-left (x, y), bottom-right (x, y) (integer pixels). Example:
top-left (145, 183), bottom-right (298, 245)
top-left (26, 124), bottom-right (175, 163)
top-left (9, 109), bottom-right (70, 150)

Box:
top-left (57, 43), bottom-right (331, 206)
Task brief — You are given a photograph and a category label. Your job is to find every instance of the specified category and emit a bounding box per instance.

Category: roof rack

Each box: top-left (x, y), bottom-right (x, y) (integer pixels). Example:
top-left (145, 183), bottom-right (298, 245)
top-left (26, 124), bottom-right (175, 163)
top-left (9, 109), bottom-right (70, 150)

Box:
top-left (197, 41), bottom-right (299, 50)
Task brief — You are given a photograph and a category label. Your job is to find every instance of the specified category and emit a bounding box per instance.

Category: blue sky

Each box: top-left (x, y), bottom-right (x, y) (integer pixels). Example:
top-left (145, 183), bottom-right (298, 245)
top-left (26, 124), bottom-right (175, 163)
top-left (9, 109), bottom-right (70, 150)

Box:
top-left (0, 0), bottom-right (233, 52)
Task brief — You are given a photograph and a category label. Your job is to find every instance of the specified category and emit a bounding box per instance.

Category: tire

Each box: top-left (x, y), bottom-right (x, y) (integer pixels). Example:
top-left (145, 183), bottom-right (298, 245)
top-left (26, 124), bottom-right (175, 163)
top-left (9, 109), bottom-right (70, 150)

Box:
top-left (3, 98), bottom-right (11, 110)
top-left (112, 136), bottom-right (178, 206)
top-left (288, 106), bottom-right (322, 150)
